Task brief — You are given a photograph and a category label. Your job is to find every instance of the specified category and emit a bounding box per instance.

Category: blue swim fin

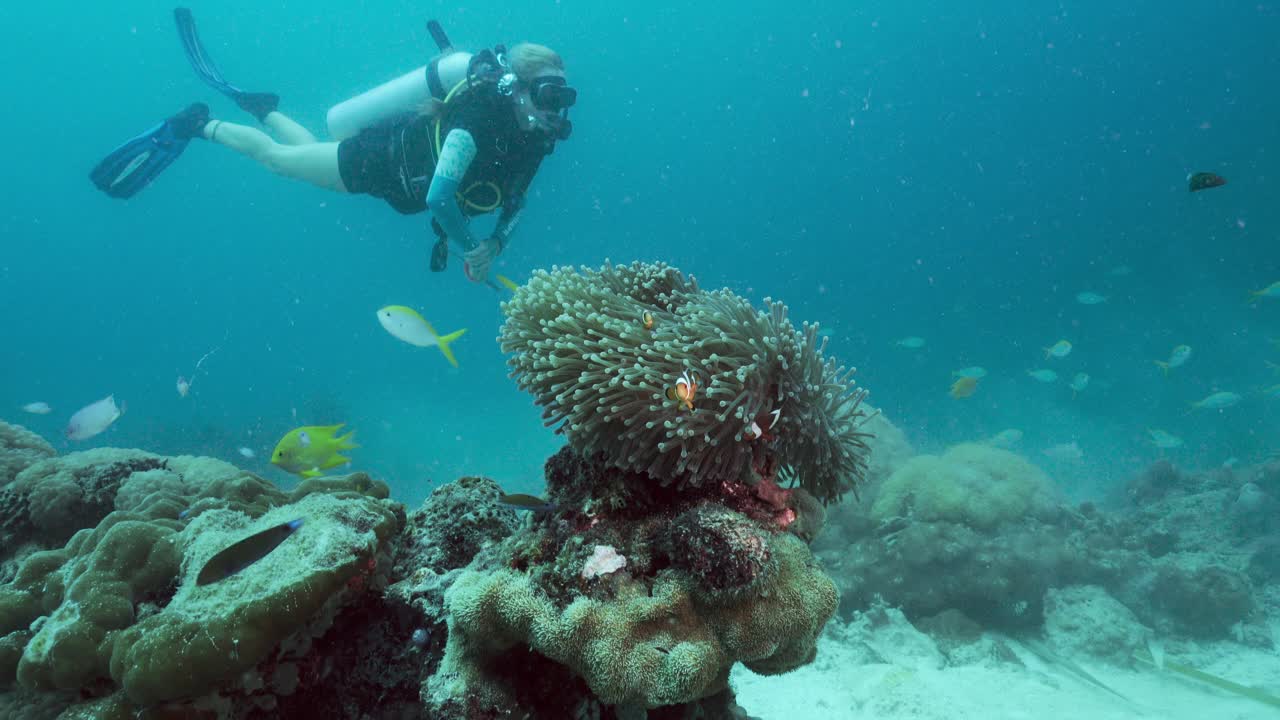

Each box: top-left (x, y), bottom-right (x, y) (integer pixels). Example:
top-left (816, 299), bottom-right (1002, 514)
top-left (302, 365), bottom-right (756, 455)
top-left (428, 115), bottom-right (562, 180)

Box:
top-left (89, 103), bottom-right (208, 199)
top-left (174, 8), bottom-right (279, 121)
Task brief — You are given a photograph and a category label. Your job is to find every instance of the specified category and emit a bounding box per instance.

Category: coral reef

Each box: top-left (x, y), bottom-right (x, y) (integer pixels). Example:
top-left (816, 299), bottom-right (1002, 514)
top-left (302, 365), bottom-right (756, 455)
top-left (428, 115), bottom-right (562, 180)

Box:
top-left (499, 261), bottom-right (871, 503)
top-left (0, 438), bottom-right (406, 717)
top-left (426, 448), bottom-right (838, 715)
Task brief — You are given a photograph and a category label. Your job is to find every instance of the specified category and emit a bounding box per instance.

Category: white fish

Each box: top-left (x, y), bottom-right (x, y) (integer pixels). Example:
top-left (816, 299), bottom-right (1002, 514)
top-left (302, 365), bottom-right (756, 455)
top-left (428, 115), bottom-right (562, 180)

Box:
top-left (952, 366), bottom-right (988, 379)
top-left (1075, 292), bottom-right (1107, 305)
top-left (1189, 391), bottom-right (1241, 411)
top-left (376, 305), bottom-right (468, 368)
top-left (66, 395), bottom-right (123, 441)
top-left (21, 402), bottom-right (52, 415)
top-left (1069, 372), bottom-right (1090, 396)
top-left (1154, 345), bottom-right (1192, 374)
top-left (894, 336), bottom-right (926, 349)
top-left (1147, 429), bottom-right (1183, 449)
top-left (237, 447), bottom-right (256, 459)
top-left (1027, 369), bottom-right (1058, 383)
top-left (1044, 340), bottom-right (1073, 359)
top-left (986, 428), bottom-right (1024, 449)
top-left (176, 376), bottom-right (190, 398)
top-left (1042, 442), bottom-right (1084, 461)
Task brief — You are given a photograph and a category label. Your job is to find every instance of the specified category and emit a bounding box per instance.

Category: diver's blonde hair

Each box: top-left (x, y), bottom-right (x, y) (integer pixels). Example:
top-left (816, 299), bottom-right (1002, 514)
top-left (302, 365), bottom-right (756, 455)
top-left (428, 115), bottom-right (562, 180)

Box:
top-left (508, 43), bottom-right (565, 81)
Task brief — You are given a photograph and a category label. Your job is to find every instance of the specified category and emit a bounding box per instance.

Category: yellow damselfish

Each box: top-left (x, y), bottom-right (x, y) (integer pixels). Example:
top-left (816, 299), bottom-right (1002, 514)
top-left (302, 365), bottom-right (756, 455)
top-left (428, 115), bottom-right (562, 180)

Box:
top-left (271, 424), bottom-right (358, 478)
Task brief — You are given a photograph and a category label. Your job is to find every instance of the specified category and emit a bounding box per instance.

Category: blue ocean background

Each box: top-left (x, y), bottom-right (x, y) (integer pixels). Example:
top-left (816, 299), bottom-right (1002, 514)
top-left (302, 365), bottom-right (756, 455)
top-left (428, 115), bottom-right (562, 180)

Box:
top-left (1, 1), bottom-right (1277, 507)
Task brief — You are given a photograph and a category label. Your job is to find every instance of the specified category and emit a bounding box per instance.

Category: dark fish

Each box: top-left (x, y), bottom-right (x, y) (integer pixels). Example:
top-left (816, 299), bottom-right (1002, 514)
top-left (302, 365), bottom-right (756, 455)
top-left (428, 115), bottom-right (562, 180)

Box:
top-left (499, 493), bottom-right (557, 512)
top-left (1188, 172), bottom-right (1227, 192)
top-left (196, 518), bottom-right (304, 585)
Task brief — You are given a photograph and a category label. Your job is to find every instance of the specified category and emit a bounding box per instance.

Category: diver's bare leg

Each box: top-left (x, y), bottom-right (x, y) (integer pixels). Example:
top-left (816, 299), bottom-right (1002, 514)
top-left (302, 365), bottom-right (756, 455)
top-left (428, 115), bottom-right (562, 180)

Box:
top-left (262, 111), bottom-right (318, 146)
top-left (203, 120), bottom-right (347, 192)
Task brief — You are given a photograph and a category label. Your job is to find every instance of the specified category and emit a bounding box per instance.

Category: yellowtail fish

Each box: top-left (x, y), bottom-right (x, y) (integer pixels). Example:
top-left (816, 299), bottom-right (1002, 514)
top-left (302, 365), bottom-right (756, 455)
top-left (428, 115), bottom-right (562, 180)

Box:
top-left (196, 518), bottom-right (304, 585)
top-left (1189, 391), bottom-right (1241, 411)
top-left (949, 376), bottom-right (979, 399)
top-left (376, 305), bottom-right (468, 367)
top-left (1027, 369), bottom-right (1058, 383)
top-left (1249, 280), bottom-right (1280, 302)
top-left (1154, 345), bottom-right (1192, 375)
top-left (1075, 292), bottom-right (1107, 305)
top-left (21, 402), bottom-right (52, 415)
top-left (65, 395), bottom-right (123, 441)
top-left (986, 428), bottom-right (1024, 449)
top-left (1069, 372), bottom-right (1090, 397)
top-left (1147, 429), bottom-right (1183, 449)
top-left (894, 336), bottom-right (926, 349)
top-left (1044, 340), bottom-right (1073, 359)
top-left (952, 366), bottom-right (988, 379)
top-left (271, 424), bottom-right (357, 478)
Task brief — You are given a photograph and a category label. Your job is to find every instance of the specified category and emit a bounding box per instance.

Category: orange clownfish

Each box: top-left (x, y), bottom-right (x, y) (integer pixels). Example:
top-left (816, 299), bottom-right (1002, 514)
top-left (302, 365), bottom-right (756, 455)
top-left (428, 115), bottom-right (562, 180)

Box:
top-left (666, 370), bottom-right (698, 411)
top-left (642, 310), bottom-right (656, 331)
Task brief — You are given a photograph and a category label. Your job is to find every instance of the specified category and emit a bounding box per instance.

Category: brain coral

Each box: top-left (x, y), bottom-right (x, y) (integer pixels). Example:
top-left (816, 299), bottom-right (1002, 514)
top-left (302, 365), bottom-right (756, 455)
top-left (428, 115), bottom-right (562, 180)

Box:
top-left (871, 443), bottom-right (1056, 529)
top-left (499, 261), bottom-right (871, 503)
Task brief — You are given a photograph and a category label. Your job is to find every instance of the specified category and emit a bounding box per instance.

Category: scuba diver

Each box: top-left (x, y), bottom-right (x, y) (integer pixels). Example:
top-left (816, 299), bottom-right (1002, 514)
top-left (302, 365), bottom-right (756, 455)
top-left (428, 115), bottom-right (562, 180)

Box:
top-left (90, 8), bottom-right (576, 285)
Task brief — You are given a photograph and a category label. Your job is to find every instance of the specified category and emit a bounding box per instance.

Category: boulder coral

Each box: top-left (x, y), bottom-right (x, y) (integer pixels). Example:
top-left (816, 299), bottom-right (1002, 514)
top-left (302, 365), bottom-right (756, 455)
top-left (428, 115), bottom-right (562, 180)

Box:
top-left (0, 443), bottom-right (401, 714)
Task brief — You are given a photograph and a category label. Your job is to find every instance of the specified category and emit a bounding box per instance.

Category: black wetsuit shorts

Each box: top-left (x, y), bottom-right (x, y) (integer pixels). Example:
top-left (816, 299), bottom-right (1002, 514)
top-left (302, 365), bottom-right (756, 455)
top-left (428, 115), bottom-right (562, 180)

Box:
top-left (337, 118), bottom-right (431, 215)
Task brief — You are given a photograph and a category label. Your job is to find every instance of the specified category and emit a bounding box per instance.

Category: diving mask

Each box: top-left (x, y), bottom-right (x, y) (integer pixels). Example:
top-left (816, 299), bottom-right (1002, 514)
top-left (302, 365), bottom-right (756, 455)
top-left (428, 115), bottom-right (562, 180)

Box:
top-left (529, 75), bottom-right (577, 112)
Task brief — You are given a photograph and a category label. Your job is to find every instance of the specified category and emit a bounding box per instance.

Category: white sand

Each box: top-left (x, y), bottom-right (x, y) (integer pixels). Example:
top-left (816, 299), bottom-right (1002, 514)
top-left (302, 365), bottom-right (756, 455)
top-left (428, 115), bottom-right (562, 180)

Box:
top-left (732, 610), bottom-right (1280, 720)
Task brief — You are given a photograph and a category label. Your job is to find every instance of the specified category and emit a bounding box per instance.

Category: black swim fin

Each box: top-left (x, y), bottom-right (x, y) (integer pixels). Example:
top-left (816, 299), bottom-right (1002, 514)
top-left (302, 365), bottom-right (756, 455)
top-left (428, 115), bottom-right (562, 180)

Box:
top-left (174, 8), bottom-right (279, 121)
top-left (89, 103), bottom-right (209, 199)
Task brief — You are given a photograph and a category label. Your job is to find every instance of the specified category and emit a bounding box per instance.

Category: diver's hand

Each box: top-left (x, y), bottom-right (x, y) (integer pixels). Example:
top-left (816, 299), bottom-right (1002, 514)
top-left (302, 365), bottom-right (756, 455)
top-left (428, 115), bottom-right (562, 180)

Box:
top-left (463, 237), bottom-right (500, 283)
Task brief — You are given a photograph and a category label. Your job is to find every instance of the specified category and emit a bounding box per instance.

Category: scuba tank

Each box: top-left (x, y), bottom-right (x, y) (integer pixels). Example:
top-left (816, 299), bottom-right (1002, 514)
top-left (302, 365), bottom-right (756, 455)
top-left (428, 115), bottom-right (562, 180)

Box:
top-left (326, 20), bottom-right (478, 140)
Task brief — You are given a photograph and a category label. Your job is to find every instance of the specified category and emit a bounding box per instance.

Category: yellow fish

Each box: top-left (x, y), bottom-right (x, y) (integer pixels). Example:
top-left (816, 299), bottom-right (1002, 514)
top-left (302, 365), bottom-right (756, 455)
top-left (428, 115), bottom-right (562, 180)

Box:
top-left (271, 424), bottom-right (358, 478)
top-left (495, 274), bottom-right (519, 292)
top-left (949, 376), bottom-right (979, 399)
top-left (1044, 339), bottom-right (1072, 359)
top-left (1249, 280), bottom-right (1280, 302)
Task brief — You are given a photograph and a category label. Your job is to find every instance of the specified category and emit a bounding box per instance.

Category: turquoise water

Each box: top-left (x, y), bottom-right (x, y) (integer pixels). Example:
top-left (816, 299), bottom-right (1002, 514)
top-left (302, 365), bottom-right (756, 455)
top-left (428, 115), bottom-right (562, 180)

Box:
top-left (1, 1), bottom-right (1277, 506)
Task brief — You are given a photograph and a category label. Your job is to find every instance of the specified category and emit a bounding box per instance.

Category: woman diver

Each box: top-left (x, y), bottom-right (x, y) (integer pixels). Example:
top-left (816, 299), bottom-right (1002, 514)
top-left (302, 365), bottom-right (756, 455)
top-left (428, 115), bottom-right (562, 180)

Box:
top-left (91, 9), bottom-right (576, 285)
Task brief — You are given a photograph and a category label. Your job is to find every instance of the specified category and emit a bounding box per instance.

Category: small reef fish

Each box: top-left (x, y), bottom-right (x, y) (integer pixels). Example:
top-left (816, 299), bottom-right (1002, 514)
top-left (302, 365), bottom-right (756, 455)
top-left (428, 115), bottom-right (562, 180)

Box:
top-left (237, 447), bottom-right (256, 459)
top-left (1028, 369), bottom-right (1058, 383)
top-left (499, 493), bottom-right (557, 512)
top-left (176, 376), bottom-right (190, 398)
top-left (21, 402), bottom-right (52, 415)
top-left (66, 395), bottom-right (123, 441)
top-left (1075, 292), bottom-right (1107, 305)
top-left (495, 274), bottom-right (519, 292)
top-left (986, 428), bottom-right (1024, 449)
top-left (745, 409), bottom-right (783, 440)
top-left (196, 518), bottom-right (304, 586)
top-left (1042, 442), bottom-right (1084, 461)
top-left (1069, 372), bottom-right (1090, 397)
top-left (949, 376), bottom-right (979, 399)
top-left (1108, 265), bottom-right (1133, 277)
top-left (1154, 345), bottom-right (1192, 375)
top-left (666, 370), bottom-right (699, 411)
top-left (1249, 281), bottom-right (1280, 302)
top-left (952, 366), bottom-right (988, 379)
top-left (271, 424), bottom-right (358, 478)
top-left (376, 305), bottom-right (468, 368)
top-left (1044, 340), bottom-right (1073, 359)
top-left (1188, 172), bottom-right (1227, 192)
top-left (1147, 429), bottom-right (1184, 449)
top-left (894, 336), bottom-right (926, 349)
top-left (1189, 391), bottom-right (1241, 411)
top-left (642, 310), bottom-right (656, 331)
top-left (1263, 384), bottom-right (1280, 399)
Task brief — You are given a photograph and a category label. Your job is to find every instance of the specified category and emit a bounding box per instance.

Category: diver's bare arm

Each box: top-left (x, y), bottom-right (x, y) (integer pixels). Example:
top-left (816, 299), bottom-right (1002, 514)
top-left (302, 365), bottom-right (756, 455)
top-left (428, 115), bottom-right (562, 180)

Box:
top-left (426, 129), bottom-right (478, 251)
